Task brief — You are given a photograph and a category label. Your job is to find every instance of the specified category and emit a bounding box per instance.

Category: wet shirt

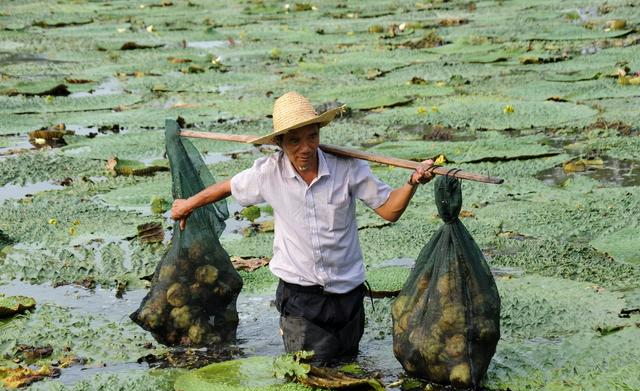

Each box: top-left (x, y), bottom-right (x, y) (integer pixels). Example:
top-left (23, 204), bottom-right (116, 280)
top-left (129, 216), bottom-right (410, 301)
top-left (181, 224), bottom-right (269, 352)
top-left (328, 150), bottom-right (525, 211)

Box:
top-left (230, 149), bottom-right (392, 294)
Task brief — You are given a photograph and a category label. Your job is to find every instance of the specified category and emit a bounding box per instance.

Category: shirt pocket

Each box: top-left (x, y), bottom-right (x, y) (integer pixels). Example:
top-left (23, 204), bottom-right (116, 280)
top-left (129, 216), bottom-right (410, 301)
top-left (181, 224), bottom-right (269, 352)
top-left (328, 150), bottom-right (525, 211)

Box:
top-left (327, 195), bottom-right (351, 232)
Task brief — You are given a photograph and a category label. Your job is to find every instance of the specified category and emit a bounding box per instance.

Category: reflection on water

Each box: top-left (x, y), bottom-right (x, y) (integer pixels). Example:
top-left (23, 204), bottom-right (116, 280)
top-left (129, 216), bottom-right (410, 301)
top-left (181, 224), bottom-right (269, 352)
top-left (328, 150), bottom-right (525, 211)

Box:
top-left (536, 158), bottom-right (640, 187)
top-left (0, 280), bottom-right (147, 322)
top-left (0, 181), bottom-right (65, 203)
top-left (69, 77), bottom-right (123, 98)
top-left (186, 40), bottom-right (228, 49)
top-left (202, 151), bottom-right (232, 165)
top-left (56, 362), bottom-right (150, 386)
top-left (0, 136), bottom-right (33, 157)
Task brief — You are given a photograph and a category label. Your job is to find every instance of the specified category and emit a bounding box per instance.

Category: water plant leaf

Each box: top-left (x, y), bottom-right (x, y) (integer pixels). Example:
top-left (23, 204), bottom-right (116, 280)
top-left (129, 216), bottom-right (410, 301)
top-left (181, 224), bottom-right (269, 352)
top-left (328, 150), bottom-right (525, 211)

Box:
top-left (32, 19), bottom-right (93, 28)
top-left (174, 356), bottom-right (286, 390)
top-left (273, 352), bottom-right (312, 380)
top-left (0, 296), bottom-right (36, 318)
top-left (0, 365), bottom-right (60, 389)
top-left (13, 344), bottom-right (53, 362)
top-left (301, 365), bottom-right (385, 391)
top-left (240, 205), bottom-right (260, 222)
top-left (519, 25), bottom-right (633, 41)
top-left (137, 222), bottom-right (164, 243)
top-left (367, 97), bottom-right (597, 131)
top-left (120, 42), bottom-right (165, 50)
top-left (518, 54), bottom-right (568, 65)
top-left (487, 327), bottom-right (640, 390)
top-left (590, 227), bottom-right (640, 265)
top-left (65, 78), bottom-right (95, 84)
top-left (106, 157), bottom-right (169, 177)
top-left (369, 131), bottom-right (555, 164)
top-left (562, 157), bottom-right (604, 173)
top-left (230, 256), bottom-right (270, 272)
top-left (351, 96), bottom-right (415, 111)
top-left (1, 83), bottom-right (70, 97)
top-left (544, 70), bottom-right (603, 82)
top-left (150, 195), bottom-right (171, 214)
top-left (396, 30), bottom-right (445, 49)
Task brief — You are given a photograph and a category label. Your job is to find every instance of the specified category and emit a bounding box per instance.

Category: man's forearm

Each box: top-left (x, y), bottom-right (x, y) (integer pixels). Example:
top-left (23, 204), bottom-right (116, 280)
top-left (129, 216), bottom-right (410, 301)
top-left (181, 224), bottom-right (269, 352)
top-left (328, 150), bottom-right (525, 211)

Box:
top-left (374, 182), bottom-right (418, 222)
top-left (186, 178), bottom-right (232, 212)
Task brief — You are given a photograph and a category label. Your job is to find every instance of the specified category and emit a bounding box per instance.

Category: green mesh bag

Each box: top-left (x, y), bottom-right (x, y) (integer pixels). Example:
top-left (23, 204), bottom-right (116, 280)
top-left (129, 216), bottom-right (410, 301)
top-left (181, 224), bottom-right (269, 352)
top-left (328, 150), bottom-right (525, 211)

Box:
top-left (130, 119), bottom-right (243, 346)
top-left (391, 175), bottom-right (500, 388)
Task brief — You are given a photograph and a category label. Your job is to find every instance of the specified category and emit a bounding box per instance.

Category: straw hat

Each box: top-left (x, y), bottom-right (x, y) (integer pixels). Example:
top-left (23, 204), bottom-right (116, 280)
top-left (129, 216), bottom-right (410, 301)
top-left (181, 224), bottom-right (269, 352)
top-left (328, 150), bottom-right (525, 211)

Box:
top-left (249, 91), bottom-right (344, 144)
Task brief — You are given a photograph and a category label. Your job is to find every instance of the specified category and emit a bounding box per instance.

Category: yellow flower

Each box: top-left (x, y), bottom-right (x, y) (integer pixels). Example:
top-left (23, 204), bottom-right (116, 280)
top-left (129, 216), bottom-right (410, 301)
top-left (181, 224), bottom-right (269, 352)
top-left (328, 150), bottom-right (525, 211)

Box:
top-left (69, 226), bottom-right (77, 236)
top-left (434, 154), bottom-right (447, 165)
top-left (270, 48), bottom-right (282, 59)
top-left (503, 105), bottom-right (515, 114)
top-left (48, 218), bottom-right (57, 225)
top-left (431, 105), bottom-right (439, 113)
top-left (416, 106), bottom-right (428, 115)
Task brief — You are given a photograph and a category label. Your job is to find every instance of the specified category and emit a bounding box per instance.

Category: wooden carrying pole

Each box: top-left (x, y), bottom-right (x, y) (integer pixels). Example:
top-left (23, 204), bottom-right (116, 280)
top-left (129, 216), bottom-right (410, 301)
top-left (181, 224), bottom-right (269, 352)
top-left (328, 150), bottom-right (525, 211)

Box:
top-left (179, 129), bottom-right (504, 185)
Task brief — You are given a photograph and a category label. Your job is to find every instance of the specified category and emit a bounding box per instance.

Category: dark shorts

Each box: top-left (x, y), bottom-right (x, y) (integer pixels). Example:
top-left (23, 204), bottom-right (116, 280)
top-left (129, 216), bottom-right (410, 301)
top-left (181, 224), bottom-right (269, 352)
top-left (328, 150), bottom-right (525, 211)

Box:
top-left (275, 279), bottom-right (365, 363)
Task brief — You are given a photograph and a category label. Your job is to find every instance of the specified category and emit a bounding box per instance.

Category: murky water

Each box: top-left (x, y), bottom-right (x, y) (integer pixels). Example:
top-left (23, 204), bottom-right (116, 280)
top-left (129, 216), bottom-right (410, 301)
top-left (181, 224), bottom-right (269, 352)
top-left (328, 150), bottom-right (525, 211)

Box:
top-left (0, 136), bottom-right (33, 157)
top-left (202, 152), bottom-right (232, 165)
top-left (57, 362), bottom-right (150, 386)
top-left (379, 257), bottom-right (415, 268)
top-left (0, 279), bottom-right (403, 386)
top-left (536, 158), bottom-right (640, 187)
top-left (69, 77), bottom-right (123, 98)
top-left (0, 181), bottom-right (65, 203)
top-left (186, 41), bottom-right (229, 50)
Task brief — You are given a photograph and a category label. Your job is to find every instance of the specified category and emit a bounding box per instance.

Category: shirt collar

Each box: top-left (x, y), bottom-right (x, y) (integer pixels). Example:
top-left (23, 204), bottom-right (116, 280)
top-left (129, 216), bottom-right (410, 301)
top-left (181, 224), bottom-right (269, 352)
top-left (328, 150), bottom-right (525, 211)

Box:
top-left (281, 148), bottom-right (330, 180)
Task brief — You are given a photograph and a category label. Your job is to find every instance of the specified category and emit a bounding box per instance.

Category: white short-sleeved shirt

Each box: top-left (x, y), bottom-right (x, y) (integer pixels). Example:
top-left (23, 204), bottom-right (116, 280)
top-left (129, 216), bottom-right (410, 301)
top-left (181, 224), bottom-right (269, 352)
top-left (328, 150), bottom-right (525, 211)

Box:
top-left (230, 149), bottom-right (392, 293)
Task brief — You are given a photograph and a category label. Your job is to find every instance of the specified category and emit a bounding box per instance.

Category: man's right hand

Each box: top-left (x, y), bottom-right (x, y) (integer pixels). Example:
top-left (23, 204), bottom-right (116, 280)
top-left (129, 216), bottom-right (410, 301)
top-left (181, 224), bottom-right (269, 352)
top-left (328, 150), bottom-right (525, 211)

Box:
top-left (171, 198), bottom-right (192, 230)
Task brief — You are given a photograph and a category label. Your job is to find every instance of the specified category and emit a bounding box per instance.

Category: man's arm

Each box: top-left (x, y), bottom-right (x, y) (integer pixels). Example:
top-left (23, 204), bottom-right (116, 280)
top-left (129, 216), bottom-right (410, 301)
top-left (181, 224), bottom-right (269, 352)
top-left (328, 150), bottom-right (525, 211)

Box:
top-left (171, 178), bottom-right (232, 230)
top-left (374, 160), bottom-right (434, 222)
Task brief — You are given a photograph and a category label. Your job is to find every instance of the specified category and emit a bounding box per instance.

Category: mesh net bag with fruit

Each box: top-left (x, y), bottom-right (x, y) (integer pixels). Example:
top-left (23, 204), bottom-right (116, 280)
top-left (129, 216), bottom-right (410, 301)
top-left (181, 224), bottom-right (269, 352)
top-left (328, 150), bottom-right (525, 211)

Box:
top-left (392, 175), bottom-right (500, 388)
top-left (130, 120), bottom-right (243, 346)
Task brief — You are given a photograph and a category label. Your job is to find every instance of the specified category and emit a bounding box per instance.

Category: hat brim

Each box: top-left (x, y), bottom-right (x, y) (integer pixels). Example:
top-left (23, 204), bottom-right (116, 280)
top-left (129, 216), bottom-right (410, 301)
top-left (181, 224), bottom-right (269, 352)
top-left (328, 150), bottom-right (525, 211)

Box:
top-left (248, 106), bottom-right (344, 145)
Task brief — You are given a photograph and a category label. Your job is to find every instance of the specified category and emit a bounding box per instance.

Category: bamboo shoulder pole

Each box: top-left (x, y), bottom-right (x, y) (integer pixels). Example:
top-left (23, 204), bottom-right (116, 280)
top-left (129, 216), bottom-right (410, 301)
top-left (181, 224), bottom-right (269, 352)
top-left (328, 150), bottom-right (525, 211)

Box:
top-left (178, 129), bottom-right (504, 185)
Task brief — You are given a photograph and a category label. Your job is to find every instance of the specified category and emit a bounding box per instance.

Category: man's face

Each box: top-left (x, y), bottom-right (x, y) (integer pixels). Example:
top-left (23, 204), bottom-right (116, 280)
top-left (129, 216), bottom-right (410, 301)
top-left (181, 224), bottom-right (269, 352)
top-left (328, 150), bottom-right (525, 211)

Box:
top-left (281, 124), bottom-right (320, 172)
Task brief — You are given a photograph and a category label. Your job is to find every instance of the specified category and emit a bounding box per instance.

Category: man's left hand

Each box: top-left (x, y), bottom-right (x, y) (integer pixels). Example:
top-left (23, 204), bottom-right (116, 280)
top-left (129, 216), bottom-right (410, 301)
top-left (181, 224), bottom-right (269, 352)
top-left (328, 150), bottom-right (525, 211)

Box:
top-left (408, 159), bottom-right (435, 186)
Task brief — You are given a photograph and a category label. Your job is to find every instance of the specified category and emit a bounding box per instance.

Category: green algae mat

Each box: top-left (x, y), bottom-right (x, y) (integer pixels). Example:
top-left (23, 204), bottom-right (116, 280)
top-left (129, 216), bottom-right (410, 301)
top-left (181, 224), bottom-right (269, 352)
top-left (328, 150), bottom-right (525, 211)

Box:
top-left (1, 0), bottom-right (640, 389)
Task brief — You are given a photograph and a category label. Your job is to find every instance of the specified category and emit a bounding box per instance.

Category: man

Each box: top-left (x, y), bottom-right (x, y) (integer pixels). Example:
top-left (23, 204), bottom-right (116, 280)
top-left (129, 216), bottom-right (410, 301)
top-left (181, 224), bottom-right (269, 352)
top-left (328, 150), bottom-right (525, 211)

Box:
top-left (171, 91), bottom-right (434, 362)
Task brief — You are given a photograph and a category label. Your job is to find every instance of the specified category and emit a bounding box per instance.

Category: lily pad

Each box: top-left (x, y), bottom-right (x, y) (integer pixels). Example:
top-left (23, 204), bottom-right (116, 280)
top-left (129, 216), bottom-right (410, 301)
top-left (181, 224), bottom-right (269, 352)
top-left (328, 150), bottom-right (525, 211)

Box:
top-left (1, 83), bottom-right (71, 97)
top-left (106, 157), bottom-right (169, 177)
top-left (367, 96), bottom-right (598, 131)
top-left (520, 26), bottom-right (633, 41)
top-left (487, 327), bottom-right (640, 391)
top-left (498, 275), bottom-right (630, 339)
top-left (173, 356), bottom-right (287, 391)
top-left (120, 42), bottom-right (165, 50)
top-left (368, 131), bottom-right (556, 164)
top-left (591, 227), bottom-right (640, 265)
top-left (0, 365), bottom-right (59, 389)
top-left (301, 366), bottom-right (384, 391)
top-left (0, 296), bottom-right (36, 318)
